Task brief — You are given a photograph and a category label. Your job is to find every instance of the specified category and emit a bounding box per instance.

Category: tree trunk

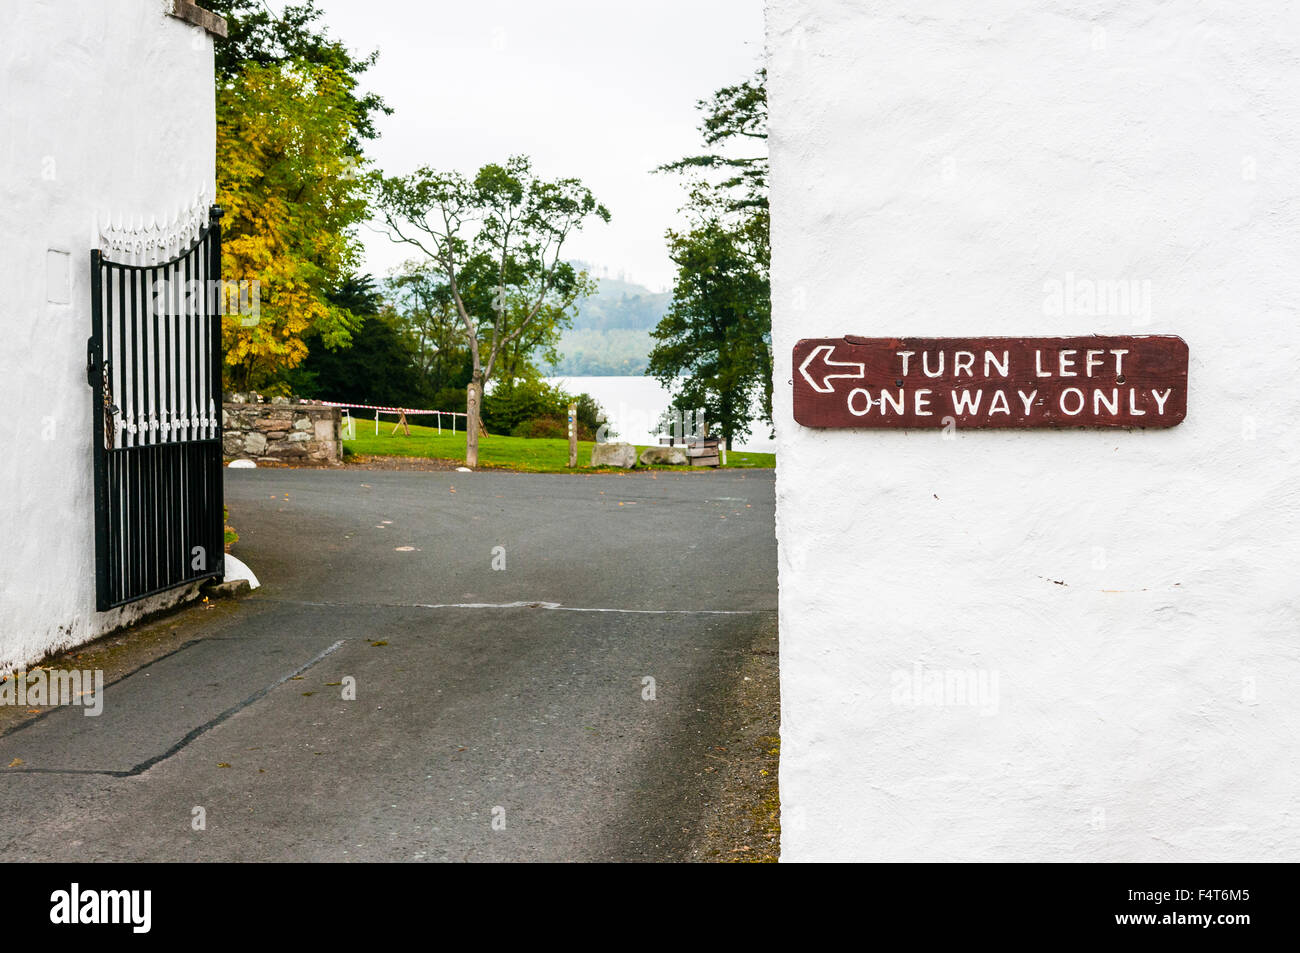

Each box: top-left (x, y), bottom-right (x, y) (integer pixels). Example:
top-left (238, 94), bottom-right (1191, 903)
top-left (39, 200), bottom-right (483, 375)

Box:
top-left (465, 374), bottom-right (483, 467)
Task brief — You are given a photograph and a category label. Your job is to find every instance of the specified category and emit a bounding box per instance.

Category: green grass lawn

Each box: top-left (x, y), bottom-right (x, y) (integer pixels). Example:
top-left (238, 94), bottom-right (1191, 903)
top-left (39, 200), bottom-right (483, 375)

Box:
top-left (342, 420), bottom-right (775, 472)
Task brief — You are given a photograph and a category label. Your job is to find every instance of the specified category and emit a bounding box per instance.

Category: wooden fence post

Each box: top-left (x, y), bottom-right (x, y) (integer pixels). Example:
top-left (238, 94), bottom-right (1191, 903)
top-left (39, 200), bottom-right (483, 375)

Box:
top-left (568, 402), bottom-right (577, 468)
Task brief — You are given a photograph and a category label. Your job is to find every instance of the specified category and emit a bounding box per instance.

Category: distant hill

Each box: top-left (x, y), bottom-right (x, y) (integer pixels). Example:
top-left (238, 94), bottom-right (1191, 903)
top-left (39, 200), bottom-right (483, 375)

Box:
top-left (546, 263), bottom-right (670, 375)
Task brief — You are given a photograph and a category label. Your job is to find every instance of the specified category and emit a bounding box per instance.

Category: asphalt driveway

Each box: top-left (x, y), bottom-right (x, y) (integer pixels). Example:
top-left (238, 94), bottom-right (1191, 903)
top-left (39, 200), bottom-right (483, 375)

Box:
top-left (0, 467), bottom-right (777, 861)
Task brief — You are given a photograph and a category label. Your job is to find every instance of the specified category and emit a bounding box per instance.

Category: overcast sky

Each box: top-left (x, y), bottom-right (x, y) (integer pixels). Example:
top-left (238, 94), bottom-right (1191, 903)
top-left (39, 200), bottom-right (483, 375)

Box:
top-left (301, 0), bottom-right (764, 292)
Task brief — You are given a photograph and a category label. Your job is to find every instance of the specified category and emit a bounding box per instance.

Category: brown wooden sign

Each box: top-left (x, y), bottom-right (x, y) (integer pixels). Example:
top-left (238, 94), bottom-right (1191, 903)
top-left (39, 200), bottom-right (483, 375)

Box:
top-left (793, 336), bottom-right (1188, 429)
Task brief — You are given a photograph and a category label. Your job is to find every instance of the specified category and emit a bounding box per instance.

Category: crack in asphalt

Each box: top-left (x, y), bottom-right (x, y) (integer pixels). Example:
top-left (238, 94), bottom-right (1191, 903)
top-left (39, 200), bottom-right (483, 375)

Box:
top-left (2, 639), bottom-right (346, 778)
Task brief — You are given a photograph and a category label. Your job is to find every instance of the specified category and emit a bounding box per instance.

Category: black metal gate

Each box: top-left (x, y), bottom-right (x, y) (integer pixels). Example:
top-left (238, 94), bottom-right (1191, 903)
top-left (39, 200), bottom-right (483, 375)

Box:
top-left (87, 206), bottom-right (225, 611)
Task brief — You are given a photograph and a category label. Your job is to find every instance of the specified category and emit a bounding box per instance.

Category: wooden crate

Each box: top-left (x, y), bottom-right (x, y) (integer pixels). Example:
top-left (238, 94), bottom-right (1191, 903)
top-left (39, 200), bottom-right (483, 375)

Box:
top-left (687, 438), bottom-right (721, 466)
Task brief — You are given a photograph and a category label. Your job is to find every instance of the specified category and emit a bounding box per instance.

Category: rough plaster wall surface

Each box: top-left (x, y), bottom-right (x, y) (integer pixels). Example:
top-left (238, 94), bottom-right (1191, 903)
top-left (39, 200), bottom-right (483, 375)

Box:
top-left (768, 0), bottom-right (1300, 861)
top-left (0, 0), bottom-right (216, 672)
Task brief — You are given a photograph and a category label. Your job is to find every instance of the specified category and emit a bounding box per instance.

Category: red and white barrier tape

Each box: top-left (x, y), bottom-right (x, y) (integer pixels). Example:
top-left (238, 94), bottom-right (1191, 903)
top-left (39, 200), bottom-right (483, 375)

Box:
top-left (317, 400), bottom-right (466, 417)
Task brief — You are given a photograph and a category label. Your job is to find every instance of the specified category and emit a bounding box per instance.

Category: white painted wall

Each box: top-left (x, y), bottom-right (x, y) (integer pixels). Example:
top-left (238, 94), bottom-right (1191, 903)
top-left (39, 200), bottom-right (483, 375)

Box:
top-left (769, 0), bottom-right (1300, 861)
top-left (0, 1), bottom-right (217, 672)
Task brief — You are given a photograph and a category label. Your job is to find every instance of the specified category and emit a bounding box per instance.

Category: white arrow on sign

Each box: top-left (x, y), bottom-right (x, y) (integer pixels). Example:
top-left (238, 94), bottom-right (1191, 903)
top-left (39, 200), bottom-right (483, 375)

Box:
top-left (798, 344), bottom-right (866, 394)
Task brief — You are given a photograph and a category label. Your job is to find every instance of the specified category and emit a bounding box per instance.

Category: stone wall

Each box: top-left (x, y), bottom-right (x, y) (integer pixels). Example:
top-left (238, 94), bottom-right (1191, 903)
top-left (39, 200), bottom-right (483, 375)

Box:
top-left (222, 400), bottom-right (342, 466)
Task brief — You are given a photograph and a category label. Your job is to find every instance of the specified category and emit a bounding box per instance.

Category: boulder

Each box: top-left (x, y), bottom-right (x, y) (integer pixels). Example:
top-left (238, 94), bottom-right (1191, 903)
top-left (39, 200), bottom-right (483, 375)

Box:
top-left (639, 446), bottom-right (687, 466)
top-left (591, 442), bottom-right (637, 468)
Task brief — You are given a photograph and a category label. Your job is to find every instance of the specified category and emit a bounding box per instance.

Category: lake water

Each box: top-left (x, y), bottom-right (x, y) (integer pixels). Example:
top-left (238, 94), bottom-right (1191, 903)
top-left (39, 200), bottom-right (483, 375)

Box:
top-left (544, 375), bottom-right (776, 453)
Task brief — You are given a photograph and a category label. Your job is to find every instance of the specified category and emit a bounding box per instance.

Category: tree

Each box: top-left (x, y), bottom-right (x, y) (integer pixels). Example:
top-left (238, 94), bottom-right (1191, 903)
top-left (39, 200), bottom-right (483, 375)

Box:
top-left (374, 156), bottom-right (609, 466)
top-left (385, 262), bottom-right (471, 401)
top-left (290, 274), bottom-right (431, 408)
top-left (648, 220), bottom-right (769, 449)
top-left (217, 60), bottom-right (371, 391)
top-left (327, 271), bottom-right (384, 320)
top-left (652, 69), bottom-right (772, 441)
top-left (658, 68), bottom-right (768, 218)
top-left (493, 271), bottom-right (597, 388)
top-left (208, 0), bottom-right (390, 144)
top-left (212, 1), bottom-right (387, 393)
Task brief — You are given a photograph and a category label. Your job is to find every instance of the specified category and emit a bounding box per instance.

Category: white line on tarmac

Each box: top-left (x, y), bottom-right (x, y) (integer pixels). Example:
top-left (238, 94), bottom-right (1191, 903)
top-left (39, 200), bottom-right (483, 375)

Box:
top-left (288, 600), bottom-right (771, 616)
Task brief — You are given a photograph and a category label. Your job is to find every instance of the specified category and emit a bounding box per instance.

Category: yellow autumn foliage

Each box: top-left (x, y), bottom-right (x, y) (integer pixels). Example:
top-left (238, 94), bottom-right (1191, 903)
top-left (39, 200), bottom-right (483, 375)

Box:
top-left (216, 60), bottom-right (369, 391)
